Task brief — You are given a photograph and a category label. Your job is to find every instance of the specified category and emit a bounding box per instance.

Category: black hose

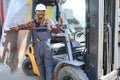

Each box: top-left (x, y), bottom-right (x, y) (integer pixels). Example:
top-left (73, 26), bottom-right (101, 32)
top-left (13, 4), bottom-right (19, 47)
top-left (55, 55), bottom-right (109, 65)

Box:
top-left (107, 23), bottom-right (112, 72)
top-left (104, 23), bottom-right (112, 73)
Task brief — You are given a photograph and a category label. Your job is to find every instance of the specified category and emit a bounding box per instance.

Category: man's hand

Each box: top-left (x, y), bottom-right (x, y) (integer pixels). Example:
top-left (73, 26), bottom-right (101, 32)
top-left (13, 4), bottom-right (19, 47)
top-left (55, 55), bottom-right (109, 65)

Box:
top-left (52, 26), bottom-right (57, 30)
top-left (10, 26), bottom-right (18, 31)
top-left (58, 17), bottom-right (63, 26)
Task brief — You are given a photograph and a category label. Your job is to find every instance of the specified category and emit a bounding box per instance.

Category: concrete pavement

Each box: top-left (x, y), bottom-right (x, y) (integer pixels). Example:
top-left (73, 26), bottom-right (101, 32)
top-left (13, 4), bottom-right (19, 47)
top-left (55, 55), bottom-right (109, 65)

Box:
top-left (0, 47), bottom-right (120, 80)
top-left (0, 63), bottom-right (39, 80)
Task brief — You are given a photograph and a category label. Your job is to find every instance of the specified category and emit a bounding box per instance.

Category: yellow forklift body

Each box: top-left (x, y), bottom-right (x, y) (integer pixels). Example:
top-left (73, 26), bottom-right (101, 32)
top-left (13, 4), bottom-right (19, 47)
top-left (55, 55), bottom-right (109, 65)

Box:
top-left (25, 44), bottom-right (40, 76)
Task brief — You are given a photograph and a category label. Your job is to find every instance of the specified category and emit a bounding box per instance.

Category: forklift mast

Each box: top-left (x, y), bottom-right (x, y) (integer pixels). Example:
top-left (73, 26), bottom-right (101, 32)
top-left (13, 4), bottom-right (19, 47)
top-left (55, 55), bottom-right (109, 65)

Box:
top-left (86, 0), bottom-right (119, 80)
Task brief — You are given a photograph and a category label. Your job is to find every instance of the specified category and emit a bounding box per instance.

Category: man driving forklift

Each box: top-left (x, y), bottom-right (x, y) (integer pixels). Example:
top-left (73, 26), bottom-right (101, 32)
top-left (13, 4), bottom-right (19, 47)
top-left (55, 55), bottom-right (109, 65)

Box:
top-left (11, 3), bottom-right (62, 80)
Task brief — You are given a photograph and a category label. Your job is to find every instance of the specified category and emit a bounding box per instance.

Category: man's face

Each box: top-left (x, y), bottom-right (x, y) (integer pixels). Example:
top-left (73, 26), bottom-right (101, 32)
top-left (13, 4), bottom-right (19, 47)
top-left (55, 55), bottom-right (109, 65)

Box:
top-left (36, 10), bottom-right (45, 19)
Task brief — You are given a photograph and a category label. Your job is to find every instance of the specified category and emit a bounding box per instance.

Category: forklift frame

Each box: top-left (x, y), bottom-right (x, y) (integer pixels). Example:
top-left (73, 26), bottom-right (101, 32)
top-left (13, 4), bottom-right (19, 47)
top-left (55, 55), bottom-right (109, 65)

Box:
top-left (22, 0), bottom-right (120, 80)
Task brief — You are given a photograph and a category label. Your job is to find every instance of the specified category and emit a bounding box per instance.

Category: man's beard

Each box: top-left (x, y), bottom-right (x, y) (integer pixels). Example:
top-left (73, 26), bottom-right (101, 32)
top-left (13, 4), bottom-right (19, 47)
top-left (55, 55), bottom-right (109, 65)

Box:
top-left (38, 15), bottom-right (44, 20)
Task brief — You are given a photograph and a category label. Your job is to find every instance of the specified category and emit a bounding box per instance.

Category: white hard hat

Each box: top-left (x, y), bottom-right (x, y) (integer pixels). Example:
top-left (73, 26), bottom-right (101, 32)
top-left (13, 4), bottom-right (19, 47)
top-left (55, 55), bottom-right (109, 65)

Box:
top-left (35, 4), bottom-right (46, 11)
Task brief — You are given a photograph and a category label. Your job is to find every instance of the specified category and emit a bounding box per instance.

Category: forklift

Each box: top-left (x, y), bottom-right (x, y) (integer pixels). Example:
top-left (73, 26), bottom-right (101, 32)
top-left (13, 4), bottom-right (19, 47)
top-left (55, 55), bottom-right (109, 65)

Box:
top-left (20, 0), bottom-right (119, 80)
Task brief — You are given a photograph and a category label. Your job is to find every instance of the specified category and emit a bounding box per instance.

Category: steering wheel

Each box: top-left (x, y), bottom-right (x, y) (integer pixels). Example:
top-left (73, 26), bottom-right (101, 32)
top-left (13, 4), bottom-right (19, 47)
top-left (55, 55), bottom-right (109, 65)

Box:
top-left (74, 31), bottom-right (85, 43)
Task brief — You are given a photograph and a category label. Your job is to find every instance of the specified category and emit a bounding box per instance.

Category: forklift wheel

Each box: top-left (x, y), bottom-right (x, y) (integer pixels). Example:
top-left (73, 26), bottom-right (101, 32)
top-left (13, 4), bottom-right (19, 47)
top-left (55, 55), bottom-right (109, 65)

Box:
top-left (22, 57), bottom-right (36, 76)
top-left (57, 66), bottom-right (89, 80)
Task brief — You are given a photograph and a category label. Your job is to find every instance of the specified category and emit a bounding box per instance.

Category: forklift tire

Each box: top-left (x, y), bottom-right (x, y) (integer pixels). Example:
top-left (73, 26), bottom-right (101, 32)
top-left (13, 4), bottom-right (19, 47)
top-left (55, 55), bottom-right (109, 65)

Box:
top-left (57, 66), bottom-right (89, 80)
top-left (22, 57), bottom-right (36, 76)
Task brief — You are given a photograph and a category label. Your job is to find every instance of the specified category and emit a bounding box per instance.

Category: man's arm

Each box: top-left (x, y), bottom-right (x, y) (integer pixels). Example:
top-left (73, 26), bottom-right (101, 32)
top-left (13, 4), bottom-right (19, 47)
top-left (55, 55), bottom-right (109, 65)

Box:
top-left (11, 20), bottom-right (35, 31)
top-left (51, 17), bottom-right (62, 34)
